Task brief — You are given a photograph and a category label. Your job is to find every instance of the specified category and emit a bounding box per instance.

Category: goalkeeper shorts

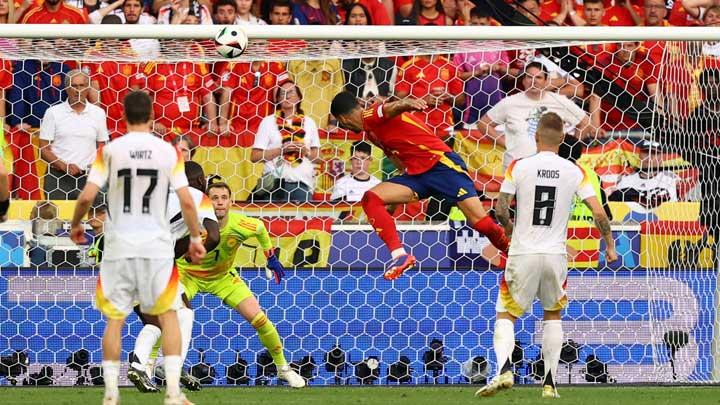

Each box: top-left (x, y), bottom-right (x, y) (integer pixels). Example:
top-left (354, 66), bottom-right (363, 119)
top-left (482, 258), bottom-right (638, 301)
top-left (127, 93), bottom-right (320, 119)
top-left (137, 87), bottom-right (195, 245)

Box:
top-left (180, 268), bottom-right (254, 309)
top-left (495, 254), bottom-right (568, 318)
top-left (95, 258), bottom-right (183, 320)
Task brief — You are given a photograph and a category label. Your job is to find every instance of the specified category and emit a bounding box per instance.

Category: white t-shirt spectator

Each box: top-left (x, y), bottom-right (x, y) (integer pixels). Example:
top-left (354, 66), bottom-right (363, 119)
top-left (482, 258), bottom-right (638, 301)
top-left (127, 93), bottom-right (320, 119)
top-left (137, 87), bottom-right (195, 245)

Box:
top-left (253, 114), bottom-right (321, 189)
top-left (88, 13), bottom-right (160, 59)
top-left (330, 174), bottom-right (381, 202)
top-left (39, 101), bottom-right (109, 169)
top-left (487, 91), bottom-right (587, 168)
top-left (234, 15), bottom-right (267, 25)
top-left (157, 3), bottom-right (213, 24)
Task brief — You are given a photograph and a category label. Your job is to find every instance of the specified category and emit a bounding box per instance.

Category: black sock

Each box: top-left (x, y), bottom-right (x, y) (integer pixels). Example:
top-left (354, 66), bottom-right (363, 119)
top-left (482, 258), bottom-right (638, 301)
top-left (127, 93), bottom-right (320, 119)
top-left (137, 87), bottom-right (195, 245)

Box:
top-left (500, 359), bottom-right (513, 374)
top-left (543, 371), bottom-right (555, 388)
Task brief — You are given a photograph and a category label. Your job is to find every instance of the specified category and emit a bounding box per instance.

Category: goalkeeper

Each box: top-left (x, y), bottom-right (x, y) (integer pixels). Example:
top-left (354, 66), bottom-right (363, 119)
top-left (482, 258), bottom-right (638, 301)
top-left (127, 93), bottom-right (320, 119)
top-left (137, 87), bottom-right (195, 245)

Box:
top-left (135, 181), bottom-right (306, 389)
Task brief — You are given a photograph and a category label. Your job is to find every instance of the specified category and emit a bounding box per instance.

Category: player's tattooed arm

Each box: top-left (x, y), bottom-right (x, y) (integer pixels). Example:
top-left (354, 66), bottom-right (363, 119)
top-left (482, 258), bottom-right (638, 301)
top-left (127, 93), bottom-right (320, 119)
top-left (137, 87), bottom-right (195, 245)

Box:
top-left (382, 98), bottom-right (428, 119)
top-left (495, 192), bottom-right (514, 237)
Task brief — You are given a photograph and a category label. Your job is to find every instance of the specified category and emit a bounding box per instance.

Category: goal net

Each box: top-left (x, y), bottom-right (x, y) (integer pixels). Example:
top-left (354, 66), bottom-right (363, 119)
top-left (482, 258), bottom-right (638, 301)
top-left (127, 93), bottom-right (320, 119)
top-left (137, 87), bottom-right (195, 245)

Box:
top-left (0, 25), bottom-right (717, 386)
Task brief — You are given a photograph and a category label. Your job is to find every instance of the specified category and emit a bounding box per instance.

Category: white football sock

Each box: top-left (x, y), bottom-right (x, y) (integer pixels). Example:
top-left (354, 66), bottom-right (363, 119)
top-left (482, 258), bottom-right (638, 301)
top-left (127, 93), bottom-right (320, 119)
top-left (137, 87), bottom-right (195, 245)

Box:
top-left (542, 320), bottom-right (563, 387)
top-left (493, 318), bottom-right (515, 376)
top-left (177, 307), bottom-right (194, 363)
top-left (164, 355), bottom-right (182, 397)
top-left (133, 324), bottom-right (161, 371)
top-left (102, 360), bottom-right (120, 399)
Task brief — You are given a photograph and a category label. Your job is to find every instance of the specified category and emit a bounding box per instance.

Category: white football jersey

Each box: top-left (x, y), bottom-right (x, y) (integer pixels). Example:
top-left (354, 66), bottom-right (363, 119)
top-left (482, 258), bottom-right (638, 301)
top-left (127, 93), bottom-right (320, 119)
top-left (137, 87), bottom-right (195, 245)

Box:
top-left (500, 151), bottom-right (596, 255)
top-left (167, 187), bottom-right (217, 240)
top-left (86, 132), bottom-right (189, 260)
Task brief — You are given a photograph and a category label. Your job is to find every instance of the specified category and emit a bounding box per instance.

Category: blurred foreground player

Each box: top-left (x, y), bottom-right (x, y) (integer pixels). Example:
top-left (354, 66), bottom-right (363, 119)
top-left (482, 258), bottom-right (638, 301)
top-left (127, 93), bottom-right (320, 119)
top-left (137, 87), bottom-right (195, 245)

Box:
top-left (128, 161), bottom-right (220, 394)
top-left (70, 91), bottom-right (206, 405)
top-left (477, 113), bottom-right (616, 399)
top-left (330, 91), bottom-right (509, 280)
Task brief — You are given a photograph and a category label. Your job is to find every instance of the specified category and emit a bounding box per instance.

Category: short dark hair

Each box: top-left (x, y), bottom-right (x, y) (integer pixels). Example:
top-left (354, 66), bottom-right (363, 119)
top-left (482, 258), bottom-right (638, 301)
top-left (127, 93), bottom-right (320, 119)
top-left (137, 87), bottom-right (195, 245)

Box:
top-left (207, 181), bottom-right (232, 197)
top-left (101, 14), bottom-right (123, 24)
top-left (583, 0), bottom-right (604, 6)
top-left (330, 91), bottom-right (360, 118)
top-left (525, 61), bottom-right (548, 78)
top-left (270, 0), bottom-right (292, 13)
top-left (123, 91), bottom-right (153, 125)
top-left (344, 3), bottom-right (372, 25)
top-left (184, 160), bottom-right (205, 180)
top-left (213, 0), bottom-right (236, 14)
top-left (351, 140), bottom-right (372, 156)
top-left (469, 7), bottom-right (491, 19)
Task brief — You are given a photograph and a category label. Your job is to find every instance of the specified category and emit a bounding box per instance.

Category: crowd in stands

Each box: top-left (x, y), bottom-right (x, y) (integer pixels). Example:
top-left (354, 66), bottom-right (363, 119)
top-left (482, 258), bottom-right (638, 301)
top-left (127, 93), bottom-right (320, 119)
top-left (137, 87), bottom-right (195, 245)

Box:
top-left (0, 0), bottom-right (717, 217)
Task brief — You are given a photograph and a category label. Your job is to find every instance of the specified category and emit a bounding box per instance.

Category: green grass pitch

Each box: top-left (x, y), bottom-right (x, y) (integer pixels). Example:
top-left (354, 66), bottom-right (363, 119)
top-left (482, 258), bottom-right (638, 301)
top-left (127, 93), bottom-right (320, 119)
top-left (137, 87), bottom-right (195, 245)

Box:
top-left (1, 386), bottom-right (719, 405)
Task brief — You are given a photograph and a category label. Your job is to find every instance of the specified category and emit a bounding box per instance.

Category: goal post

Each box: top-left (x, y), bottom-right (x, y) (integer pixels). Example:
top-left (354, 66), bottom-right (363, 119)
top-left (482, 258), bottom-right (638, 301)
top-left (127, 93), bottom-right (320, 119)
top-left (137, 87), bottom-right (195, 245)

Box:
top-left (0, 25), bottom-right (719, 386)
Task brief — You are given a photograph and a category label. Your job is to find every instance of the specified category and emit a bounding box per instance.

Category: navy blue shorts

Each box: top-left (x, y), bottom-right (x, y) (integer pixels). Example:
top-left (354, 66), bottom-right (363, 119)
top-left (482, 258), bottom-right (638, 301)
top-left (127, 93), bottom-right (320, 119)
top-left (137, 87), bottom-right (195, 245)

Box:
top-left (387, 152), bottom-right (477, 203)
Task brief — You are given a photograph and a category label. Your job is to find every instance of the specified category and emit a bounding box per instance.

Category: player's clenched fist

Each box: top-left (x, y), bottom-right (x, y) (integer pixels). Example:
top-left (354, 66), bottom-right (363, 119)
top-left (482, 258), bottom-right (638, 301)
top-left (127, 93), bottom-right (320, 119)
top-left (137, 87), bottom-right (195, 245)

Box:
top-left (187, 236), bottom-right (206, 264)
top-left (70, 223), bottom-right (87, 244)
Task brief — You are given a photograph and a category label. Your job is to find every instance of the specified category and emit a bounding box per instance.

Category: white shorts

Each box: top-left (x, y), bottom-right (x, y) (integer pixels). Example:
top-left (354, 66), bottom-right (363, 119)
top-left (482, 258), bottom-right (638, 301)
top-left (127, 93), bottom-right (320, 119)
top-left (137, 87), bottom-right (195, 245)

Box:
top-left (495, 254), bottom-right (568, 318)
top-left (94, 257), bottom-right (183, 319)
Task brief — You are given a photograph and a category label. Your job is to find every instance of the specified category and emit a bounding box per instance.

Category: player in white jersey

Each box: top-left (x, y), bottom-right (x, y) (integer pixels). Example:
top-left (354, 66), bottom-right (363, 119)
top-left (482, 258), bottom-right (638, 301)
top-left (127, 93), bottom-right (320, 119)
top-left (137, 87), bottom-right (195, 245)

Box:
top-left (128, 161), bottom-right (220, 394)
top-left (476, 112), bottom-right (617, 399)
top-left (70, 91), bottom-right (206, 405)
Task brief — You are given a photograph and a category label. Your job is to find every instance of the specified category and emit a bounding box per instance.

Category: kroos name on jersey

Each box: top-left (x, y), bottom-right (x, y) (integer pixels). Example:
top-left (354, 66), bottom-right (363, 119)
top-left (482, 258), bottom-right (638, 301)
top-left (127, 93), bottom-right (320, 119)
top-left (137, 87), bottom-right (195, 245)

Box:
top-left (537, 169), bottom-right (560, 179)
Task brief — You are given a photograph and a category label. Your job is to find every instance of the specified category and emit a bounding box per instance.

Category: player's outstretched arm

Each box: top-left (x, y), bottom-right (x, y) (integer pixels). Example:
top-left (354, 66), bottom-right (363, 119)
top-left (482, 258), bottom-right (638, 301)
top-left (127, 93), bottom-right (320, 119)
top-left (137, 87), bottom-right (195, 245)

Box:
top-left (70, 182), bottom-right (101, 244)
top-left (495, 192), bottom-right (514, 238)
top-left (583, 196), bottom-right (618, 263)
top-left (176, 186), bottom-right (206, 263)
top-left (382, 98), bottom-right (428, 119)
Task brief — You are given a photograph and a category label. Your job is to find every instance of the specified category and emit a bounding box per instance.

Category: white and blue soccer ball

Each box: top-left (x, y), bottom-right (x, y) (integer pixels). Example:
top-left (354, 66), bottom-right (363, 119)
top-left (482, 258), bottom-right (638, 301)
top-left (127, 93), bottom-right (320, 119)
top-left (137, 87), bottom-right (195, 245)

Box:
top-left (214, 26), bottom-right (248, 59)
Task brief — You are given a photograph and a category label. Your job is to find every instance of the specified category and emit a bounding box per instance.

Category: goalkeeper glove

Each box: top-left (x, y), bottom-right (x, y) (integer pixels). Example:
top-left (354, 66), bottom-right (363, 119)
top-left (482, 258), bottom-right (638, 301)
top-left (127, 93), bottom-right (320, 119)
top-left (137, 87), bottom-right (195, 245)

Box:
top-left (265, 248), bottom-right (285, 284)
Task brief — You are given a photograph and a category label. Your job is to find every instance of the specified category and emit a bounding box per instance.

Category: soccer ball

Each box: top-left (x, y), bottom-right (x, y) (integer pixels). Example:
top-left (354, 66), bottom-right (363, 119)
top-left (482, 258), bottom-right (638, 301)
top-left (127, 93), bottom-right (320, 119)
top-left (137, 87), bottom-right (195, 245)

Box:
top-left (214, 26), bottom-right (248, 59)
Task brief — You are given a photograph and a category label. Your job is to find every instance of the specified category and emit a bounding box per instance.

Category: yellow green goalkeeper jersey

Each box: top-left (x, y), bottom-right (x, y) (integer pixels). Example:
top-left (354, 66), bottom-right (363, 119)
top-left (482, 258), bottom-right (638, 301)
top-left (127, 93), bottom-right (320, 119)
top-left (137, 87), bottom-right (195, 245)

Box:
top-left (176, 212), bottom-right (272, 279)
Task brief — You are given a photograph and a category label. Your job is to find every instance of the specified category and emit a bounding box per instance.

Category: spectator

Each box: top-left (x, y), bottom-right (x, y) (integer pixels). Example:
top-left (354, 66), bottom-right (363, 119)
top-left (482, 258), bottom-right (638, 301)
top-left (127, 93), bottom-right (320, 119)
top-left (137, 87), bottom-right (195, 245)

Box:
top-left (452, 8), bottom-right (509, 125)
top-left (20, 0), bottom-right (88, 23)
top-left (39, 70), bottom-right (109, 200)
top-left (663, 68), bottom-right (720, 245)
top-left (87, 14), bottom-right (146, 135)
top-left (217, 60), bottom-right (287, 134)
top-left (158, 0), bottom-right (213, 24)
top-left (87, 0), bottom-right (160, 59)
top-left (0, 0), bottom-right (17, 23)
top-left (407, 0), bottom-right (452, 25)
top-left (234, 0), bottom-right (266, 24)
top-left (597, 41), bottom-right (658, 131)
top-left (394, 54), bottom-right (464, 138)
top-left (30, 201), bottom-right (62, 238)
top-left (7, 60), bottom-right (71, 130)
top-left (330, 141), bottom-right (381, 202)
top-left (288, 58), bottom-right (344, 128)
top-left (337, 0), bottom-right (391, 25)
top-left (342, 4), bottom-right (396, 106)
top-left (267, 0), bottom-right (293, 24)
top-left (292, 0), bottom-right (338, 24)
top-left (701, 5), bottom-right (720, 56)
top-left (213, 0), bottom-right (237, 23)
top-left (478, 62), bottom-right (600, 169)
top-left (250, 81), bottom-right (321, 203)
top-left (171, 134), bottom-right (196, 161)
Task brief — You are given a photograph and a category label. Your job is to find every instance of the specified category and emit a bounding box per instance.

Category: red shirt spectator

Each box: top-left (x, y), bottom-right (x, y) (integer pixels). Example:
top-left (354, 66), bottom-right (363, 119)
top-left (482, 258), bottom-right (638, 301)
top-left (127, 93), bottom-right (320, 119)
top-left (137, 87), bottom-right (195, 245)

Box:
top-left (394, 55), bottom-right (464, 137)
top-left (20, 0), bottom-right (87, 24)
top-left (144, 61), bottom-right (216, 135)
top-left (216, 61), bottom-right (287, 133)
top-left (90, 60), bottom-right (146, 136)
top-left (337, 0), bottom-right (391, 24)
top-left (600, 42), bottom-right (658, 130)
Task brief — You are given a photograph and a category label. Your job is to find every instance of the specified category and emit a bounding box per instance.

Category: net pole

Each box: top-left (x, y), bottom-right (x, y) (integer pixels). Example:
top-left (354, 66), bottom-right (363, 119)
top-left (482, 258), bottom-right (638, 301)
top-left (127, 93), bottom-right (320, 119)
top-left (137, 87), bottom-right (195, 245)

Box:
top-left (1, 25), bottom-right (720, 41)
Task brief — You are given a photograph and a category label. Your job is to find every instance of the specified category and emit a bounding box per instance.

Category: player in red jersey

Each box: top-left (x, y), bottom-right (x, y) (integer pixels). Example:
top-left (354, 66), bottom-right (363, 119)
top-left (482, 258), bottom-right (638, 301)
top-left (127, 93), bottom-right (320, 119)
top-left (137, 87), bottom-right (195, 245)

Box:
top-left (330, 91), bottom-right (509, 280)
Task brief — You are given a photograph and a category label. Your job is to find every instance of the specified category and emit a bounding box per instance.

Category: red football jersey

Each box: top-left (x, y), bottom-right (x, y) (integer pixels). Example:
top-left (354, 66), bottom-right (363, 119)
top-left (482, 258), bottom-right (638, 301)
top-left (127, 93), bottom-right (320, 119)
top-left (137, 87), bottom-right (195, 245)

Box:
top-left (216, 61), bottom-right (286, 133)
top-left (394, 56), bottom-right (463, 136)
top-left (21, 3), bottom-right (87, 24)
top-left (145, 62), bottom-right (215, 132)
top-left (0, 59), bottom-right (12, 89)
top-left (91, 61), bottom-right (146, 134)
top-left (361, 103), bottom-right (451, 175)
